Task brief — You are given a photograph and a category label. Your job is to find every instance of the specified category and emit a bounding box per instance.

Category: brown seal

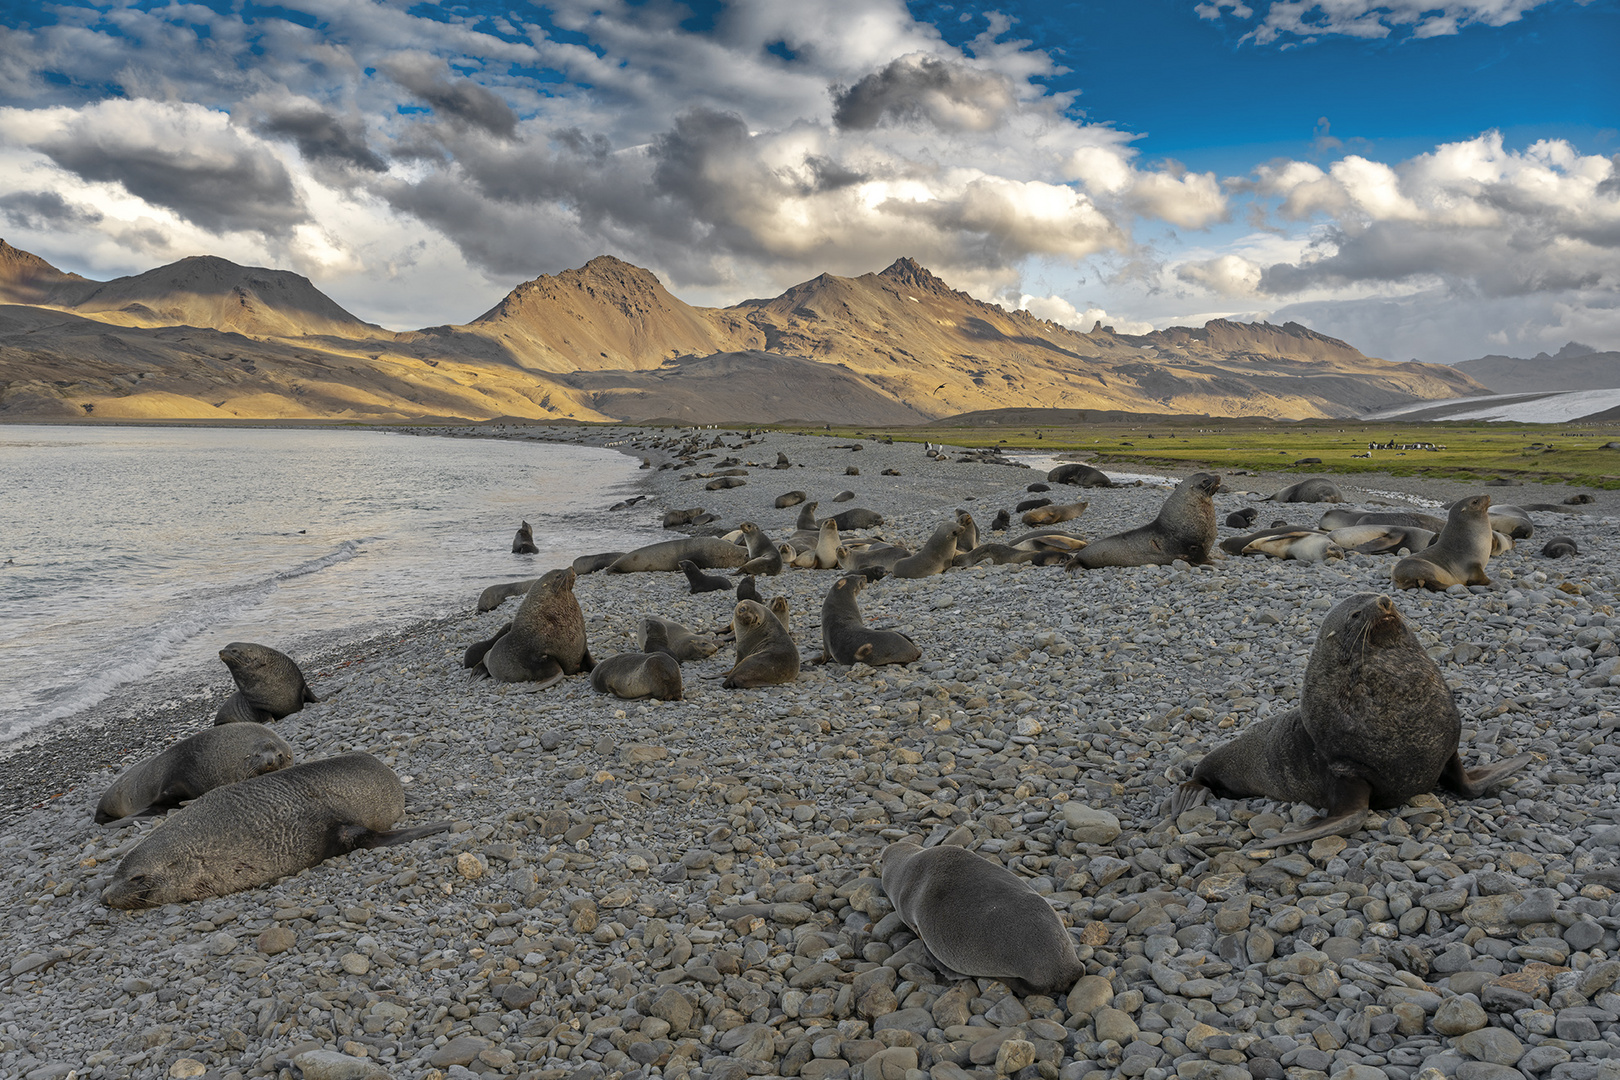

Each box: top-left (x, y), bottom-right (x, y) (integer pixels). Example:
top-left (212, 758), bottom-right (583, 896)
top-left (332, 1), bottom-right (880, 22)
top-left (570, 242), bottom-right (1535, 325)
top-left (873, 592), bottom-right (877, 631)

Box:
top-left (737, 521), bottom-right (784, 576)
top-left (1541, 535), bottom-right (1578, 558)
top-left (639, 617), bottom-right (719, 661)
top-left (775, 491), bottom-right (807, 508)
top-left (880, 839), bottom-right (1084, 995)
top-left (512, 521), bottom-right (539, 554)
top-left (572, 552), bottom-right (626, 575)
top-left (1268, 479), bottom-right (1345, 503)
top-left (215, 643), bottom-right (318, 725)
top-left (1392, 494), bottom-right (1494, 591)
top-left (680, 559), bottom-right (733, 594)
top-left (1225, 507), bottom-right (1259, 528)
top-left (1168, 592), bottom-right (1531, 847)
top-left (96, 723), bottom-right (294, 824)
top-left (892, 521), bottom-right (964, 579)
top-left (818, 574), bottom-right (921, 667)
top-left (607, 536), bottom-right (749, 573)
top-left (465, 567), bottom-right (594, 684)
top-left (1047, 463), bottom-right (1113, 487)
top-left (1068, 473), bottom-right (1219, 569)
top-left (100, 752), bottom-right (450, 909)
top-left (477, 578), bottom-right (536, 611)
top-left (590, 652), bottom-right (683, 700)
top-left (722, 599), bottom-right (800, 688)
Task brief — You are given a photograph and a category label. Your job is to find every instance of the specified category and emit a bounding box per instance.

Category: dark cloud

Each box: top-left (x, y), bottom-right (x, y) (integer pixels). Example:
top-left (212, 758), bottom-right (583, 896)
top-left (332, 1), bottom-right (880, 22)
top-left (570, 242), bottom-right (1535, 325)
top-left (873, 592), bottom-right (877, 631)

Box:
top-left (0, 190), bottom-right (104, 230)
top-left (832, 54), bottom-right (1016, 133)
top-left (256, 103), bottom-right (388, 172)
top-left (382, 57), bottom-right (518, 139)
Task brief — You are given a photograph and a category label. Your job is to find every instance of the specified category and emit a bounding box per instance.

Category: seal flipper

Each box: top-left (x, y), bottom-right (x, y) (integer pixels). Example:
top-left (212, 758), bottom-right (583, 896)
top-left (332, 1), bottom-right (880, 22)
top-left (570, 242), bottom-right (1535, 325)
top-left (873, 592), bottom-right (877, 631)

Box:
top-left (215, 690), bottom-right (273, 726)
top-left (330, 819), bottom-right (454, 857)
top-left (1436, 751), bottom-right (1533, 798)
top-left (1245, 775), bottom-right (1372, 849)
top-left (302, 684), bottom-right (319, 704)
top-left (1167, 779), bottom-right (1211, 819)
top-left (918, 942), bottom-right (973, 984)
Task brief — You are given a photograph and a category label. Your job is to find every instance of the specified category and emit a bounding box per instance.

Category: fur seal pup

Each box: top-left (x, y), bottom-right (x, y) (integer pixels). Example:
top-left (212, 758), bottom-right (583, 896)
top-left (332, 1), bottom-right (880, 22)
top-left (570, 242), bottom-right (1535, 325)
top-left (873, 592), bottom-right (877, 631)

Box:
top-left (722, 600), bottom-right (800, 689)
top-left (818, 574), bottom-right (921, 667)
top-left (639, 617), bottom-right (719, 662)
top-left (1068, 473), bottom-right (1220, 570)
top-left (478, 578), bottom-right (536, 612)
top-left (736, 575), bottom-right (763, 603)
top-left (215, 643), bottom-right (318, 725)
top-left (590, 652), bottom-right (683, 701)
top-left (96, 723), bottom-right (295, 824)
top-left (1392, 494), bottom-right (1494, 591)
top-left (955, 510), bottom-right (979, 554)
top-left (100, 752), bottom-right (451, 909)
top-left (892, 522), bottom-right (964, 579)
top-left (573, 552), bottom-right (626, 575)
top-left (512, 521), bottom-right (539, 554)
top-left (990, 509), bottom-right (1011, 531)
top-left (775, 491), bottom-right (807, 508)
top-left (1226, 507), bottom-right (1259, 528)
top-left (1048, 463), bottom-right (1114, 487)
top-left (1015, 498), bottom-right (1051, 513)
top-left (1027, 482), bottom-right (1050, 493)
top-left (467, 568), bottom-right (594, 684)
top-left (796, 501), bottom-right (820, 531)
top-left (1541, 535), bottom-right (1579, 558)
top-left (607, 536), bottom-right (749, 573)
top-left (736, 522), bottom-right (784, 576)
top-left (880, 839), bottom-right (1084, 995)
top-left (664, 508), bottom-right (705, 528)
top-left (1169, 593), bottom-right (1531, 847)
top-left (1021, 500), bottom-right (1086, 528)
top-left (681, 559), bottom-right (733, 594)
top-left (1268, 479), bottom-right (1345, 504)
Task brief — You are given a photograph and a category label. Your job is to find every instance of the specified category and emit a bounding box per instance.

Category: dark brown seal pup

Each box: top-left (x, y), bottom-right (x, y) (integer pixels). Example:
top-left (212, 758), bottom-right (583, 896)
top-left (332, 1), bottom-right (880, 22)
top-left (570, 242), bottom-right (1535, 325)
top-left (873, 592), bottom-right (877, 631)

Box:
top-left (1268, 479), bottom-right (1345, 503)
top-left (1168, 592), bottom-right (1531, 847)
top-left (722, 600), bottom-right (800, 689)
top-left (215, 643), bottom-right (318, 725)
top-left (512, 521), bottom-right (539, 554)
top-left (96, 723), bottom-right (294, 824)
top-left (680, 559), bottom-right (732, 594)
top-left (818, 574), bottom-right (921, 667)
top-left (1225, 507), bottom-right (1259, 528)
top-left (881, 839), bottom-right (1084, 995)
top-left (1541, 535), bottom-right (1579, 558)
top-left (736, 575), bottom-right (762, 603)
top-left (639, 617), bottom-right (719, 661)
top-left (1068, 473), bottom-right (1220, 570)
top-left (1393, 494), bottom-right (1494, 591)
top-left (990, 509), bottom-right (1011, 531)
top-left (466, 567), bottom-right (593, 684)
top-left (590, 652), bottom-right (683, 701)
top-left (100, 752), bottom-right (450, 909)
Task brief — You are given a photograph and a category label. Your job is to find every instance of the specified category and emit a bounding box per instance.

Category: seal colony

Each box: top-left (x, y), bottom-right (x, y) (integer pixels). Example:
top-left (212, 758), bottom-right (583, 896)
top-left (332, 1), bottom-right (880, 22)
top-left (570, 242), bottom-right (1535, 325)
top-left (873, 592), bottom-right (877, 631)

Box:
top-left (6, 426), bottom-right (1619, 1080)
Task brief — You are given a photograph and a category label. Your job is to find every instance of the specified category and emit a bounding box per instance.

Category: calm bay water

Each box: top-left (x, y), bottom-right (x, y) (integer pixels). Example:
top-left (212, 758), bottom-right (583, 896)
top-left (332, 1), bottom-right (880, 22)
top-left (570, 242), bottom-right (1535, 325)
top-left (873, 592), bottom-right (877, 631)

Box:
top-left (0, 426), bottom-right (661, 742)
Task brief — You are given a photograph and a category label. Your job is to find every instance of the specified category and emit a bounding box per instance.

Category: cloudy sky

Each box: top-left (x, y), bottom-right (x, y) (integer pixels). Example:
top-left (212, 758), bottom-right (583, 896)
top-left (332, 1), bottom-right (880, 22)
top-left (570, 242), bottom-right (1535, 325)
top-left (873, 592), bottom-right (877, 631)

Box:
top-left (0, 0), bottom-right (1615, 364)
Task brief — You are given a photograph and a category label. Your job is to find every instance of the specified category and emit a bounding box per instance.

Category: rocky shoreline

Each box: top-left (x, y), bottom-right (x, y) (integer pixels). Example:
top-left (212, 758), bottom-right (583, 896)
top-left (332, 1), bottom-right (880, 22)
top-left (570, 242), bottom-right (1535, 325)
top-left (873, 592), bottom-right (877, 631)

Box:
top-left (2, 428), bottom-right (1618, 1080)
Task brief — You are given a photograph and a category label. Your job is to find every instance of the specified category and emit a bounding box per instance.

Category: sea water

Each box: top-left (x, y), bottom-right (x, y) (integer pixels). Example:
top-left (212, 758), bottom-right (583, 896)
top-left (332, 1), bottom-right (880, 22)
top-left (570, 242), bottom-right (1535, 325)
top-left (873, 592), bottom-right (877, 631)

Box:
top-left (0, 426), bottom-right (662, 743)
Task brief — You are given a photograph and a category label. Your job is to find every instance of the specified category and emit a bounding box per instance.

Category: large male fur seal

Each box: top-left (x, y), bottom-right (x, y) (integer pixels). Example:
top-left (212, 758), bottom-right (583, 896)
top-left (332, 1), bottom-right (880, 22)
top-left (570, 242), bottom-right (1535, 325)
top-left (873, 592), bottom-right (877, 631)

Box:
top-left (215, 643), bottom-right (318, 725)
top-left (96, 723), bottom-right (294, 824)
top-left (881, 839), bottom-right (1084, 995)
top-left (465, 568), bottom-right (594, 684)
top-left (1068, 473), bottom-right (1220, 570)
top-left (819, 575), bottom-right (921, 667)
top-left (1392, 494), bottom-right (1494, 591)
top-left (512, 521), bottom-right (539, 554)
top-left (607, 536), bottom-right (749, 573)
top-left (590, 652), bottom-right (683, 701)
top-left (722, 600), bottom-right (800, 688)
top-left (100, 752), bottom-right (450, 909)
top-left (1168, 593), bottom-right (1530, 847)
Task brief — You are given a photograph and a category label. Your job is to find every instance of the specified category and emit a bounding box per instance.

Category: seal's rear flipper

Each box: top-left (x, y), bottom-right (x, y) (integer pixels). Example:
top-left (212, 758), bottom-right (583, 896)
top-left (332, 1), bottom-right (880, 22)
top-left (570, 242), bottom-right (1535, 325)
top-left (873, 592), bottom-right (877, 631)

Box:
top-left (1437, 751), bottom-right (1533, 798)
top-left (1166, 779), bottom-right (1211, 819)
top-left (334, 820), bottom-right (454, 854)
top-left (1245, 776), bottom-right (1371, 849)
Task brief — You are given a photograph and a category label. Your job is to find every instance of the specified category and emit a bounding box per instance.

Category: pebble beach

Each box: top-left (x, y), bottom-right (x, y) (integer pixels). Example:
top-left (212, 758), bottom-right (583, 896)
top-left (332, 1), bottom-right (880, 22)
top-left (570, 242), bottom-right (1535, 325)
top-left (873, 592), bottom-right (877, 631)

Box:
top-left (3, 427), bottom-right (1620, 1080)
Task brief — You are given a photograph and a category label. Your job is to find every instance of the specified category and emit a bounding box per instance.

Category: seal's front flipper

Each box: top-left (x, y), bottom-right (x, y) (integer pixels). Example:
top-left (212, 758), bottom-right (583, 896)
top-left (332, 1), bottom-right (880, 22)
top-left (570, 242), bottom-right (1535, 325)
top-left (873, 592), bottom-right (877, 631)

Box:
top-left (332, 820), bottom-right (454, 856)
top-left (1246, 777), bottom-right (1371, 849)
top-left (463, 622), bottom-right (513, 669)
top-left (529, 657), bottom-right (566, 689)
top-left (1167, 779), bottom-right (1211, 819)
top-left (1438, 751), bottom-right (1533, 798)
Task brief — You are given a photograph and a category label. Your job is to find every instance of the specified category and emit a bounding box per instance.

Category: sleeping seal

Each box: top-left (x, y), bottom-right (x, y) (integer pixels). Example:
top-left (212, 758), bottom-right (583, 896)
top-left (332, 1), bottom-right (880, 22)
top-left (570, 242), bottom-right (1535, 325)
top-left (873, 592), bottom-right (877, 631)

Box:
top-left (215, 643), bottom-right (318, 725)
top-left (96, 723), bottom-right (294, 824)
top-left (1268, 479), bottom-right (1345, 504)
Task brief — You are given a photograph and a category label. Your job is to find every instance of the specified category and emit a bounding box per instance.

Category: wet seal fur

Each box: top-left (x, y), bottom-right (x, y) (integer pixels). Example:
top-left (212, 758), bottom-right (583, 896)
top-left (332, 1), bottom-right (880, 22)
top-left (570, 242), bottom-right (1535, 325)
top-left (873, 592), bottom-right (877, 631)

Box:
top-left (590, 652), bottom-right (683, 700)
top-left (1068, 472), bottom-right (1219, 570)
top-left (722, 600), bottom-right (800, 688)
top-left (512, 521), bottom-right (539, 554)
top-left (1168, 592), bottom-right (1531, 847)
top-left (96, 723), bottom-right (295, 825)
top-left (464, 567), bottom-right (594, 684)
top-left (818, 574), bottom-right (921, 667)
top-left (1392, 494), bottom-right (1494, 591)
top-left (100, 752), bottom-right (451, 909)
top-left (880, 839), bottom-right (1084, 995)
top-left (215, 643), bottom-right (318, 725)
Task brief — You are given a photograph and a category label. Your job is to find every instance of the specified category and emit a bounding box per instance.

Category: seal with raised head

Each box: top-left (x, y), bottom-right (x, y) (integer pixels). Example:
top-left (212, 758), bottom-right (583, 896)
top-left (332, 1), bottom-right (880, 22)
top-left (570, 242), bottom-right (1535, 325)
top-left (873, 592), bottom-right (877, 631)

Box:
top-left (1392, 494), bottom-right (1494, 591)
top-left (639, 617), bottom-right (719, 662)
top-left (880, 839), bottom-right (1084, 995)
top-left (1047, 463), bottom-right (1114, 487)
top-left (100, 752), bottom-right (451, 909)
top-left (722, 600), bottom-right (800, 689)
top-left (954, 510), bottom-right (979, 554)
top-left (680, 559), bottom-right (732, 594)
top-left (465, 567), bottom-right (594, 684)
top-left (590, 652), bottom-right (683, 701)
top-left (607, 536), bottom-right (749, 573)
top-left (1068, 473), bottom-right (1220, 570)
top-left (736, 522), bottom-right (784, 576)
top-left (96, 723), bottom-right (295, 824)
top-left (892, 521), bottom-right (964, 579)
top-left (512, 521), bottom-right (539, 554)
top-left (1268, 479), bottom-right (1345, 504)
top-left (818, 574), bottom-right (921, 667)
top-left (795, 501), bottom-right (820, 531)
top-left (477, 578), bottom-right (536, 611)
top-left (1167, 592), bottom-right (1531, 847)
top-left (215, 643), bottom-right (318, 725)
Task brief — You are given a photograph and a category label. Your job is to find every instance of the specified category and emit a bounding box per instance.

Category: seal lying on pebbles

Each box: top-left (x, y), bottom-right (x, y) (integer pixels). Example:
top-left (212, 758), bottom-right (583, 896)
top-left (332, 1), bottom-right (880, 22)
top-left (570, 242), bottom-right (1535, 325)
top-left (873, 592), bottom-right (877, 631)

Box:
top-left (880, 839), bottom-right (1084, 995)
top-left (774, 491), bottom-right (807, 508)
top-left (477, 578), bottom-right (536, 611)
top-left (892, 521), bottom-right (964, 579)
top-left (1221, 528), bottom-right (1341, 563)
top-left (215, 643), bottom-right (319, 725)
top-left (1169, 592), bottom-right (1532, 847)
top-left (1021, 500), bottom-right (1086, 527)
top-left (817, 574), bottom-right (921, 667)
top-left (722, 600), bottom-right (800, 689)
top-left (1393, 494), bottom-right (1494, 591)
top-left (465, 568), bottom-right (594, 685)
top-left (1048, 463), bottom-right (1113, 487)
top-left (1541, 535), bottom-right (1579, 558)
top-left (1322, 509), bottom-right (1447, 533)
top-left (572, 552), bottom-right (626, 575)
top-left (1268, 479), bottom-right (1345, 503)
top-left (1068, 473), bottom-right (1219, 570)
top-left (96, 723), bottom-right (295, 824)
top-left (100, 752), bottom-right (451, 909)
top-left (680, 559), bottom-right (732, 594)
top-left (512, 521), bottom-right (539, 554)
top-left (1327, 524), bottom-right (1435, 555)
top-left (1225, 507), bottom-right (1259, 528)
top-left (607, 536), bottom-right (748, 573)
top-left (736, 522), bottom-right (784, 576)
top-left (590, 652), bottom-right (683, 701)
top-left (639, 617), bottom-right (719, 661)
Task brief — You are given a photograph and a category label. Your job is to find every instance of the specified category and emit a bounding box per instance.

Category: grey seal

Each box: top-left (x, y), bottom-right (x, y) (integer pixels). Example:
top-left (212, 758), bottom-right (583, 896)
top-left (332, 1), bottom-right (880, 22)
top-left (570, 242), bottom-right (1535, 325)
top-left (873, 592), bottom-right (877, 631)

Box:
top-left (607, 536), bottom-right (749, 573)
top-left (818, 574), bottom-right (921, 667)
top-left (1021, 500), bottom-right (1086, 528)
top-left (881, 839), bottom-right (1084, 995)
top-left (477, 578), bottom-right (536, 612)
top-left (775, 491), bottom-right (807, 508)
top-left (1168, 592), bottom-right (1531, 847)
top-left (1047, 463), bottom-right (1114, 487)
top-left (215, 643), bottom-right (318, 725)
top-left (465, 567), bottom-right (594, 684)
top-left (680, 559), bottom-right (732, 594)
top-left (1393, 494), bottom-right (1494, 591)
top-left (1068, 473), bottom-right (1219, 570)
top-left (100, 752), bottom-right (451, 909)
top-left (639, 617), bottom-right (719, 662)
top-left (96, 723), bottom-right (294, 824)
top-left (512, 521), bottom-right (539, 554)
top-left (1268, 479), bottom-right (1345, 503)
top-left (737, 522), bottom-right (784, 576)
top-left (892, 521), bottom-right (963, 579)
top-left (722, 600), bottom-right (800, 689)
top-left (1541, 535), bottom-right (1579, 558)
top-left (590, 652), bottom-right (683, 701)
top-left (572, 552), bottom-right (626, 575)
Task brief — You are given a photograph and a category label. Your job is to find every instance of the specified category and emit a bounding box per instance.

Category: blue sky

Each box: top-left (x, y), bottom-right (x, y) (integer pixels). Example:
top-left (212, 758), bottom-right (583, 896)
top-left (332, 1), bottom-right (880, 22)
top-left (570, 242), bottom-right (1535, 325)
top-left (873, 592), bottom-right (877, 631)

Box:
top-left (0, 0), bottom-right (1615, 363)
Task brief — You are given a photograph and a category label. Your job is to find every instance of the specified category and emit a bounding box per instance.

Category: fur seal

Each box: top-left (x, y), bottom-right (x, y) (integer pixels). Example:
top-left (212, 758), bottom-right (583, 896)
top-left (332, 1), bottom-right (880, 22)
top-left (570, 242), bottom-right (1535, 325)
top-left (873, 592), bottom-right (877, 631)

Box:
top-left (1027, 482), bottom-right (1050, 492)
top-left (955, 510), bottom-right (979, 554)
top-left (96, 723), bottom-right (294, 824)
top-left (639, 617), bottom-right (719, 661)
top-left (880, 839), bottom-right (1083, 995)
top-left (990, 509), bottom-right (1011, 531)
top-left (1221, 528), bottom-right (1341, 563)
top-left (737, 522), bottom-right (784, 576)
top-left (827, 508), bottom-right (883, 530)
top-left (952, 543), bottom-right (1037, 567)
top-left (215, 643), bottom-right (318, 725)
top-left (1021, 500), bottom-right (1086, 528)
top-left (892, 521), bottom-right (964, 579)
top-left (722, 600), bottom-right (800, 689)
top-left (512, 521), bottom-right (539, 554)
top-left (1268, 479), bottom-right (1345, 503)
top-left (706, 476), bottom-right (745, 490)
top-left (775, 491), bottom-right (807, 508)
top-left (1328, 524), bottom-right (1435, 555)
top-left (590, 652), bottom-right (683, 700)
top-left (1068, 473), bottom-right (1219, 570)
top-left (1322, 509), bottom-right (1447, 533)
top-left (466, 568), bottom-right (594, 684)
top-left (1169, 593), bottom-right (1531, 847)
top-left (832, 490), bottom-right (856, 503)
top-left (1048, 463), bottom-right (1114, 487)
top-left (607, 536), bottom-right (748, 573)
top-left (1225, 507), bottom-right (1259, 529)
top-left (1541, 535), bottom-right (1579, 558)
top-left (1566, 493), bottom-right (1596, 505)
top-left (1392, 494), bottom-right (1494, 591)
top-left (1015, 498), bottom-right (1051, 513)
top-left (818, 574), bottom-right (921, 667)
top-left (796, 501), bottom-right (820, 531)
top-left (477, 578), bottom-right (536, 611)
top-left (736, 576), bottom-right (762, 603)
top-left (573, 552), bottom-right (626, 575)
top-left (100, 752), bottom-right (450, 909)
top-left (681, 559), bottom-right (733, 594)
top-left (664, 508), bottom-right (705, 528)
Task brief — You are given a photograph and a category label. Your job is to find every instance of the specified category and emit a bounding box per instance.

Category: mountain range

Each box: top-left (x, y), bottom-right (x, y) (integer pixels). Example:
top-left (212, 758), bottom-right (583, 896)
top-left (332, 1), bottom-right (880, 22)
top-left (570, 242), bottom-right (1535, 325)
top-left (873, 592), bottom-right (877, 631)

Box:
top-left (1453, 342), bottom-right (1620, 395)
top-left (0, 239), bottom-right (1487, 424)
